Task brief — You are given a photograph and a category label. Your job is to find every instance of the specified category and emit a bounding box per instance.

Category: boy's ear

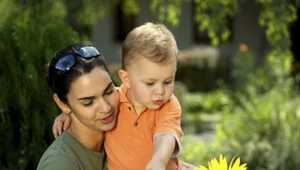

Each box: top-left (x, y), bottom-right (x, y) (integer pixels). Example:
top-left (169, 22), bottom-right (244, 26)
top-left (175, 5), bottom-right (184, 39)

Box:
top-left (118, 69), bottom-right (131, 88)
top-left (53, 94), bottom-right (71, 114)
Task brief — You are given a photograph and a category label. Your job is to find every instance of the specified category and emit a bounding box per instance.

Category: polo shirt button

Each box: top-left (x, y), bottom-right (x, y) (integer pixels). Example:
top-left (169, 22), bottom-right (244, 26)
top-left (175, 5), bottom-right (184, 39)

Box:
top-left (134, 122), bottom-right (138, 126)
top-left (127, 107), bottom-right (131, 111)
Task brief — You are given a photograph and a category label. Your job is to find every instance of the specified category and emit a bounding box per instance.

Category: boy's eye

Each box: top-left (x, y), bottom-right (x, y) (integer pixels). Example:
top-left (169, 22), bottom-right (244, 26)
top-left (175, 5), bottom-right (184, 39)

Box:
top-left (164, 81), bottom-right (172, 84)
top-left (146, 82), bottom-right (154, 86)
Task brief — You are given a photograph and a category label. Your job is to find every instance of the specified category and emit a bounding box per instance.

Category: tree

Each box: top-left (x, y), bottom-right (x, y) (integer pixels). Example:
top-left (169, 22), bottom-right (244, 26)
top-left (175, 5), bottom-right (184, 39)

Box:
top-left (0, 0), bottom-right (79, 169)
top-left (116, 0), bottom-right (300, 76)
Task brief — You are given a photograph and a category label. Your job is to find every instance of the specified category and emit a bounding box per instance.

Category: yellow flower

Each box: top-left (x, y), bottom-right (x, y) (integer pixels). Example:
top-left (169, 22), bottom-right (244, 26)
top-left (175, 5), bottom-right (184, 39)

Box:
top-left (195, 154), bottom-right (247, 170)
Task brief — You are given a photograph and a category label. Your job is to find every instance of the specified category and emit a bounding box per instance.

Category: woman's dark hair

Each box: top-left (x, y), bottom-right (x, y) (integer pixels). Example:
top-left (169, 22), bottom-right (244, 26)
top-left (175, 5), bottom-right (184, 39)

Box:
top-left (46, 44), bottom-right (109, 104)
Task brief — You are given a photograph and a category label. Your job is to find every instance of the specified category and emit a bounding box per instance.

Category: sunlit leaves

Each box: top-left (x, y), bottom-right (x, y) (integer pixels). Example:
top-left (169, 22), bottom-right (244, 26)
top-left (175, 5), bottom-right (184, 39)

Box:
top-left (150, 0), bottom-right (182, 26)
top-left (193, 0), bottom-right (241, 46)
top-left (0, 0), bottom-right (17, 26)
top-left (257, 0), bottom-right (298, 52)
top-left (123, 0), bottom-right (139, 16)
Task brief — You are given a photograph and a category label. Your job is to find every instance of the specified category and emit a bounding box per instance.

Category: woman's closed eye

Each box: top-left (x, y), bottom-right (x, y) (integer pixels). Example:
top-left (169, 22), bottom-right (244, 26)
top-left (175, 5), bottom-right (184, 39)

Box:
top-left (104, 82), bottom-right (115, 96)
top-left (82, 101), bottom-right (93, 106)
top-left (105, 89), bottom-right (113, 95)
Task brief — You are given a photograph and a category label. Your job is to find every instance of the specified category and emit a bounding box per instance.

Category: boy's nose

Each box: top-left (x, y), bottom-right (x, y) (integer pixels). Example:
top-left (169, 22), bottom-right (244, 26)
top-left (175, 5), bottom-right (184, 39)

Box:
top-left (156, 85), bottom-right (165, 95)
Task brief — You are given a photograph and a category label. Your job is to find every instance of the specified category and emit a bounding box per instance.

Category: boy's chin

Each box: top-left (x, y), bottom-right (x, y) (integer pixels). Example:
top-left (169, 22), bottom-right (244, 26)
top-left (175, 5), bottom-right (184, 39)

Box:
top-left (147, 103), bottom-right (164, 110)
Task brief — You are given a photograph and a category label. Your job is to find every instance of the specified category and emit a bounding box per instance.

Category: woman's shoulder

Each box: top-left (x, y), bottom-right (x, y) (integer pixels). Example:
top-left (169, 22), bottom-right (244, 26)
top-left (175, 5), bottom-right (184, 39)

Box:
top-left (36, 132), bottom-right (81, 170)
top-left (37, 132), bottom-right (107, 170)
top-left (37, 151), bottom-right (78, 170)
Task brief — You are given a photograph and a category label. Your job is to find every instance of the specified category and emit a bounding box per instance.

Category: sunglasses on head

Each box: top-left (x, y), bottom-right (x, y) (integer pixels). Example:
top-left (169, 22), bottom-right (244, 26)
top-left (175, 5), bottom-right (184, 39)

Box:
top-left (55, 46), bottom-right (101, 75)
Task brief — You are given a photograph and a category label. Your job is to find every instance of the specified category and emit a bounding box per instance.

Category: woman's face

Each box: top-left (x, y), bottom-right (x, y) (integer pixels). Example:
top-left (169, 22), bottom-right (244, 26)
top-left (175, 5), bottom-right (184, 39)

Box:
top-left (66, 67), bottom-right (119, 132)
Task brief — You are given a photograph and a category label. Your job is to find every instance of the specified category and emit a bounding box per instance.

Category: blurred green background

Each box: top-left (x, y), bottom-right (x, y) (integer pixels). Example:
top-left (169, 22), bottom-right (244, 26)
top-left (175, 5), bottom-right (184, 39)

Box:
top-left (1, 0), bottom-right (300, 169)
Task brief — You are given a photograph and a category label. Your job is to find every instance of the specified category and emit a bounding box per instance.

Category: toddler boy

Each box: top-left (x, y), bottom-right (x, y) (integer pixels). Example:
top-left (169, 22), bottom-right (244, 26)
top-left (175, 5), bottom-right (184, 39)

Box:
top-left (106, 22), bottom-right (183, 170)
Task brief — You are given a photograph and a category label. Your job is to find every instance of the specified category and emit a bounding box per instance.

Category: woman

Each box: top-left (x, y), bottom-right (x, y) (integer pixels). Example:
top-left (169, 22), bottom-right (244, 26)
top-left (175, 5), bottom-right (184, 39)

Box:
top-left (40, 44), bottom-right (196, 170)
top-left (37, 44), bottom-right (119, 170)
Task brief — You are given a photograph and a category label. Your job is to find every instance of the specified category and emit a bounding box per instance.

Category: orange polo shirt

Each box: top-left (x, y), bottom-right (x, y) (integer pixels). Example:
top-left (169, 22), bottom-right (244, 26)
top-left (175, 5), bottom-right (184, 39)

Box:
top-left (105, 85), bottom-right (183, 170)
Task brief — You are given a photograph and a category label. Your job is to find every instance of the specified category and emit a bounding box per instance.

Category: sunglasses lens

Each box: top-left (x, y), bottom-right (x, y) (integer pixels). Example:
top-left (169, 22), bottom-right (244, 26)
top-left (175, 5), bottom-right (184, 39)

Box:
top-left (77, 46), bottom-right (100, 58)
top-left (54, 46), bottom-right (100, 75)
top-left (55, 55), bottom-right (75, 72)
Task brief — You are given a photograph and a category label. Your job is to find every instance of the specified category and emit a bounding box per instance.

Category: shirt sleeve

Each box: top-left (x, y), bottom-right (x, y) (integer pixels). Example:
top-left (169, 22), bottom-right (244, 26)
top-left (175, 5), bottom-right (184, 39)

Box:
top-left (37, 154), bottom-right (79, 170)
top-left (154, 94), bottom-right (184, 156)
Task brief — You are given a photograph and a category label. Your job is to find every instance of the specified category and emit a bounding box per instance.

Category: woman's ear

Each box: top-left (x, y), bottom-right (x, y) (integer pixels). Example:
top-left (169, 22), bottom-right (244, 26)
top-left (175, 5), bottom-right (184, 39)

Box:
top-left (53, 94), bottom-right (71, 114)
top-left (118, 69), bottom-right (130, 88)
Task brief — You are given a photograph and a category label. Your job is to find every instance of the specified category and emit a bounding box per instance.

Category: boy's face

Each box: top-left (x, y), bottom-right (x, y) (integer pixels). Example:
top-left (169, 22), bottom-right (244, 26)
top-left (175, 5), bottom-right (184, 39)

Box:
top-left (125, 56), bottom-right (176, 110)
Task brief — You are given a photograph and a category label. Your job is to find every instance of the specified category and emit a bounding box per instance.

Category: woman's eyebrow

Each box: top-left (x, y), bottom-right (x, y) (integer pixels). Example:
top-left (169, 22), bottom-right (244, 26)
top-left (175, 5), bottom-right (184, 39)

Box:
top-left (103, 82), bottom-right (113, 93)
top-left (78, 96), bottom-right (94, 101)
top-left (77, 82), bottom-right (113, 101)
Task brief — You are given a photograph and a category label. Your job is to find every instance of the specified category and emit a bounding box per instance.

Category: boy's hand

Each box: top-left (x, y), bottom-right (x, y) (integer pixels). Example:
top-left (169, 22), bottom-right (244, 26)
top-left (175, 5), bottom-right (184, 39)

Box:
top-left (145, 158), bottom-right (165, 170)
top-left (180, 160), bottom-right (197, 170)
top-left (52, 112), bottom-right (72, 139)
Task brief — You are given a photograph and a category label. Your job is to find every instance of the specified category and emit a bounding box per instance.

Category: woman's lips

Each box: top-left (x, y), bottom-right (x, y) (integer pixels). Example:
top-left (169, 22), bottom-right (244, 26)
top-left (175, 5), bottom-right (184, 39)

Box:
top-left (100, 114), bottom-right (114, 124)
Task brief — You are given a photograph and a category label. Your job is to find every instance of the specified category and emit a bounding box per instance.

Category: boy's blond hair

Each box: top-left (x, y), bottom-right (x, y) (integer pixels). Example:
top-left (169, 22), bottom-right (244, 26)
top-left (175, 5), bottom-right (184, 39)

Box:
top-left (122, 22), bottom-right (178, 70)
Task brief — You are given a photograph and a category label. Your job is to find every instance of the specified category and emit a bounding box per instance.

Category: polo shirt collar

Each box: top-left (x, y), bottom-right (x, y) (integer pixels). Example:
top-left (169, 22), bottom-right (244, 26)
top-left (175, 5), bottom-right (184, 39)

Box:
top-left (118, 84), bottom-right (130, 103)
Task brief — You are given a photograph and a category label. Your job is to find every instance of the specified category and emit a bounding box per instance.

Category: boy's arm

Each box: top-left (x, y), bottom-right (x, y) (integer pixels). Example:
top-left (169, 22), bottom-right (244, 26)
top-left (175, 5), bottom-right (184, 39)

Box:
top-left (145, 134), bottom-right (176, 170)
top-left (52, 112), bottom-right (72, 138)
top-left (146, 94), bottom-right (183, 170)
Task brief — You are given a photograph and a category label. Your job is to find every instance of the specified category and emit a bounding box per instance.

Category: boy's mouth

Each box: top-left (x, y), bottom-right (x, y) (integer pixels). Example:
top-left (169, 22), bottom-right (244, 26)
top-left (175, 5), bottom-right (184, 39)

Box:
top-left (153, 100), bottom-right (164, 105)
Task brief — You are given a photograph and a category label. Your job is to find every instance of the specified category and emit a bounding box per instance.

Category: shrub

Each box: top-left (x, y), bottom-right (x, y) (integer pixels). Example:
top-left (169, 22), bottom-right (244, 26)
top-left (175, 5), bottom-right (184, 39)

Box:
top-left (0, 1), bottom-right (79, 169)
top-left (176, 46), bottom-right (230, 92)
top-left (185, 89), bottom-right (232, 114)
top-left (180, 49), bottom-right (300, 170)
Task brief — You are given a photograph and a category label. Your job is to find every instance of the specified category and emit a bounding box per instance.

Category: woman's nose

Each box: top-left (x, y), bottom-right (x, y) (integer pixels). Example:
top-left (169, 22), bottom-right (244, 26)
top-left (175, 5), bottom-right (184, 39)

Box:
top-left (97, 99), bottom-right (112, 113)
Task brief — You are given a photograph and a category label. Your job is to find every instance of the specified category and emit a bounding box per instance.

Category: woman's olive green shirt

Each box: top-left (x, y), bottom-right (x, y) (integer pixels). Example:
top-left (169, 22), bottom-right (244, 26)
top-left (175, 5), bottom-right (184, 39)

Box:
top-left (37, 131), bottom-right (107, 170)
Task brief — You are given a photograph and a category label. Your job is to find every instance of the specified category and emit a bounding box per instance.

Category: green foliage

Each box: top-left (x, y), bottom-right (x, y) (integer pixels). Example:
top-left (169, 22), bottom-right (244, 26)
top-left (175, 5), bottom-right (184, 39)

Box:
top-left (174, 81), bottom-right (189, 110)
top-left (180, 49), bottom-right (300, 169)
top-left (0, 0), bottom-right (82, 169)
top-left (232, 50), bottom-right (255, 76)
top-left (1, 0), bottom-right (299, 169)
top-left (121, 0), bottom-right (140, 16)
top-left (180, 136), bottom-right (206, 164)
top-left (147, 0), bottom-right (300, 70)
top-left (214, 80), bottom-right (300, 170)
top-left (191, 0), bottom-right (300, 56)
top-left (176, 46), bottom-right (231, 91)
top-left (257, 0), bottom-right (298, 51)
top-left (63, 0), bottom-right (111, 26)
top-left (151, 0), bottom-right (182, 26)
top-left (193, 0), bottom-right (241, 45)
top-left (108, 63), bottom-right (122, 86)
top-left (232, 47), bottom-right (294, 95)
top-left (186, 90), bottom-right (231, 114)
top-left (181, 89), bottom-right (228, 133)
